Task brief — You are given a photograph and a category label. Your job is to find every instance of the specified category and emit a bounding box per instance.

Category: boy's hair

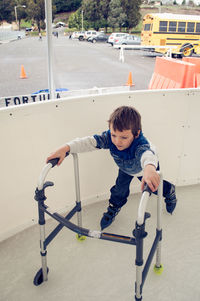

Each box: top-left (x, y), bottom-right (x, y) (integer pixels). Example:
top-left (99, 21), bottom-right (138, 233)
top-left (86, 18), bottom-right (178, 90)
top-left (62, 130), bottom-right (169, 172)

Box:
top-left (108, 106), bottom-right (142, 136)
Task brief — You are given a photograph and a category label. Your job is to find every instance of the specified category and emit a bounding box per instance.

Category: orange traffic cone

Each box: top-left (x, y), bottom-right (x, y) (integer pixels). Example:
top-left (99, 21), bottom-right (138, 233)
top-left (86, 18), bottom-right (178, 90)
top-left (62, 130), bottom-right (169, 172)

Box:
top-left (126, 71), bottom-right (134, 86)
top-left (20, 65), bottom-right (27, 79)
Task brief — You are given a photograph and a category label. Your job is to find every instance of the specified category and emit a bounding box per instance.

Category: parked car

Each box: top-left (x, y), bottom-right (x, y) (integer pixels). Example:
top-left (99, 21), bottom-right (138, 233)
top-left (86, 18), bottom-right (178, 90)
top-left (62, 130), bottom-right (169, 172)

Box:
top-left (25, 27), bottom-right (33, 32)
top-left (108, 32), bottom-right (129, 46)
top-left (55, 22), bottom-right (66, 28)
top-left (71, 31), bottom-right (85, 40)
top-left (78, 31), bottom-right (87, 41)
top-left (113, 35), bottom-right (141, 47)
top-left (83, 30), bottom-right (100, 41)
top-left (88, 33), bottom-right (108, 43)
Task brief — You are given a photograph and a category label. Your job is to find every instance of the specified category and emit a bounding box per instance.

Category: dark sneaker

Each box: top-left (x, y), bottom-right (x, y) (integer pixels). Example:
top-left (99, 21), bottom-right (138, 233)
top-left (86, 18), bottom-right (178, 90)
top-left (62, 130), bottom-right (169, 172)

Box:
top-left (100, 204), bottom-right (121, 230)
top-left (165, 184), bottom-right (177, 214)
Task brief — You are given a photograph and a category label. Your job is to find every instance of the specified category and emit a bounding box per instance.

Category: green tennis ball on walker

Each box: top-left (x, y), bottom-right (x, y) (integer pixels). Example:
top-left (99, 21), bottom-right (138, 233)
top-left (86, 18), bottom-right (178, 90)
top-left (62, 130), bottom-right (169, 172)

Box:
top-left (76, 234), bottom-right (86, 241)
top-left (154, 264), bottom-right (163, 275)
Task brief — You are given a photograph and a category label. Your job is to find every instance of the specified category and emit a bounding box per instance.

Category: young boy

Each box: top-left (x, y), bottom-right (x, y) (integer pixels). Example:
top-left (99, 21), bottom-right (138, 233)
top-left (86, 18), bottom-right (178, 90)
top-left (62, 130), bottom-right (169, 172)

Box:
top-left (46, 106), bottom-right (177, 230)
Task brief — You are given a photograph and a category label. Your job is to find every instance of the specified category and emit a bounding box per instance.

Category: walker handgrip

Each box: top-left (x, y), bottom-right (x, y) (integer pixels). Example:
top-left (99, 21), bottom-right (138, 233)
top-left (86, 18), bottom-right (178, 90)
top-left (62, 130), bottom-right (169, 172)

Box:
top-left (48, 158), bottom-right (59, 167)
top-left (142, 183), bottom-right (152, 195)
top-left (137, 184), bottom-right (152, 225)
top-left (48, 152), bottom-right (69, 168)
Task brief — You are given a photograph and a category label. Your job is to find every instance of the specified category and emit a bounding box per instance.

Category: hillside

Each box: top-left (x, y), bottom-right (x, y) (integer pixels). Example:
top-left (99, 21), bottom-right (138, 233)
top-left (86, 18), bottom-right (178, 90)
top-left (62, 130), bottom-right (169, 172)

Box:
top-left (54, 5), bottom-right (200, 32)
top-left (141, 4), bottom-right (200, 17)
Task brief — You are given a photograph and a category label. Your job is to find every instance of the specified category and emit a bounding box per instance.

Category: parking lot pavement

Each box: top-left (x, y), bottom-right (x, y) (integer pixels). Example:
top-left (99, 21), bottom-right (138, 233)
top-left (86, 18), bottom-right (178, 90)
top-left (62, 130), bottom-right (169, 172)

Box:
top-left (0, 34), bottom-right (157, 99)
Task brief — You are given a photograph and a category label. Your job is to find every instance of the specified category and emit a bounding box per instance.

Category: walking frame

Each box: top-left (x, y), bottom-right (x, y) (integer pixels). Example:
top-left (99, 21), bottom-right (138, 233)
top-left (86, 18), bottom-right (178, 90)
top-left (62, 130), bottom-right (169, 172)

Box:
top-left (33, 153), bottom-right (163, 301)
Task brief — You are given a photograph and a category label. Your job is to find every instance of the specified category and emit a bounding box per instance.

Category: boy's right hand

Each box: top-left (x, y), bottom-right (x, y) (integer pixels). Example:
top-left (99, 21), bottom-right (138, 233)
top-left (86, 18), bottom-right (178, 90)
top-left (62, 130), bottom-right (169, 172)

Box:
top-left (46, 145), bottom-right (70, 166)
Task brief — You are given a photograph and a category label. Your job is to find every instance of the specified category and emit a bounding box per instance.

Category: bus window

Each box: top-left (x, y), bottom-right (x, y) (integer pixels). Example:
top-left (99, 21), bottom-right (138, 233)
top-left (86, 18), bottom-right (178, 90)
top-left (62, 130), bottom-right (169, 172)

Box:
top-left (141, 13), bottom-right (200, 56)
top-left (159, 21), bottom-right (168, 32)
top-left (144, 24), bottom-right (151, 31)
top-left (187, 22), bottom-right (195, 33)
top-left (196, 23), bottom-right (200, 33)
top-left (169, 21), bottom-right (177, 32)
top-left (178, 22), bottom-right (186, 33)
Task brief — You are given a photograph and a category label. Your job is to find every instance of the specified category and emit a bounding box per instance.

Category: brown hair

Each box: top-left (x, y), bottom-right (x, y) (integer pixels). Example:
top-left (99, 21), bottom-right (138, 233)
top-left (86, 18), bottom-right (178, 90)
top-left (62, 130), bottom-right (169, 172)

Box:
top-left (108, 106), bottom-right (142, 136)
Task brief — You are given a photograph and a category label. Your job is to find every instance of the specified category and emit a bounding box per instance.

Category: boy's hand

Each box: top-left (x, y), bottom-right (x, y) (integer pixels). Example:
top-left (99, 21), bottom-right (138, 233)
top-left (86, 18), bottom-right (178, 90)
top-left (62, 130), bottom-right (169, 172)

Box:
top-left (141, 164), bottom-right (160, 192)
top-left (46, 145), bottom-right (70, 166)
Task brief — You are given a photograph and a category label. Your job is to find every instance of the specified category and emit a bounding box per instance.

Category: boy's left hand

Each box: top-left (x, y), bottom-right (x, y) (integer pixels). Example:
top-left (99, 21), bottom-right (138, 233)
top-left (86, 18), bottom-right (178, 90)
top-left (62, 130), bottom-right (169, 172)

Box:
top-left (141, 164), bottom-right (160, 192)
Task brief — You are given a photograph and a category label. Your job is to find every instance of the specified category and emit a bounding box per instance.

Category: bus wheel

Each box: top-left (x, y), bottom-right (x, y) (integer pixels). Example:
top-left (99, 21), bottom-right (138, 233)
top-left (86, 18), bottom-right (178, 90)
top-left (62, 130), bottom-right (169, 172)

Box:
top-left (181, 45), bottom-right (193, 57)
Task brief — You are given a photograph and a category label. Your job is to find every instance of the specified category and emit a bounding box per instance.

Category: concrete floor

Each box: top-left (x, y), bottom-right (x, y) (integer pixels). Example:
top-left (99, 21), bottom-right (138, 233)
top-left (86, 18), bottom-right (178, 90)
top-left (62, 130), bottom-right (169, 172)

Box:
top-left (0, 184), bottom-right (200, 301)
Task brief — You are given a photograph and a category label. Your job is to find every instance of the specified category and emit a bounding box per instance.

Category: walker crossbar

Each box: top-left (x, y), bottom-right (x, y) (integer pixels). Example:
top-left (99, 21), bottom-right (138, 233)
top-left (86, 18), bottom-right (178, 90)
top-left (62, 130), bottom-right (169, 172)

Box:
top-left (37, 201), bottom-right (137, 246)
top-left (44, 203), bottom-right (81, 248)
top-left (33, 153), bottom-right (163, 301)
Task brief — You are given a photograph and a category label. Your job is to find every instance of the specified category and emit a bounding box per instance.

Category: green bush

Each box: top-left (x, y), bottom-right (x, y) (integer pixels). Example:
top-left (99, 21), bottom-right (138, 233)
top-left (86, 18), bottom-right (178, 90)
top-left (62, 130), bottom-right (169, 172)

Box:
top-left (20, 20), bottom-right (32, 29)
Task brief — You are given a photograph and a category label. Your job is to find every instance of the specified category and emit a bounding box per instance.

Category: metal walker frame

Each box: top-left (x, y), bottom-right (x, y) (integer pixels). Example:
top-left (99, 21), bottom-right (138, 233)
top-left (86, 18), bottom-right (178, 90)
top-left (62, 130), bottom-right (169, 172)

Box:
top-left (34, 153), bottom-right (163, 301)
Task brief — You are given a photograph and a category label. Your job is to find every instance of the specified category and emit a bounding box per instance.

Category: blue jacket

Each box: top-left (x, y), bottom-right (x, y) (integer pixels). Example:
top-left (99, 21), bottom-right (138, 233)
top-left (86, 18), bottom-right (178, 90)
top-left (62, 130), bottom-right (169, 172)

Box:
top-left (94, 130), bottom-right (155, 175)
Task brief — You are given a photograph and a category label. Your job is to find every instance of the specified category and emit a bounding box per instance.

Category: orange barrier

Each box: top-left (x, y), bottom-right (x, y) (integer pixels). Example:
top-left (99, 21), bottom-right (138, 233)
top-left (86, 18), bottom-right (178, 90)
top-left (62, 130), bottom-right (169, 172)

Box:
top-left (182, 57), bottom-right (200, 87)
top-left (195, 73), bottom-right (200, 88)
top-left (149, 57), bottom-right (196, 89)
top-left (182, 57), bottom-right (200, 72)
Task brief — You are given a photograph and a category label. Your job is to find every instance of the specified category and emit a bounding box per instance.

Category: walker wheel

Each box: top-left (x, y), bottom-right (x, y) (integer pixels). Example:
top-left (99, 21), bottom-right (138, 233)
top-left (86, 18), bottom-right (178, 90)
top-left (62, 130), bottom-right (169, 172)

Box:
top-left (154, 264), bottom-right (163, 275)
top-left (76, 234), bottom-right (86, 241)
top-left (33, 267), bottom-right (49, 286)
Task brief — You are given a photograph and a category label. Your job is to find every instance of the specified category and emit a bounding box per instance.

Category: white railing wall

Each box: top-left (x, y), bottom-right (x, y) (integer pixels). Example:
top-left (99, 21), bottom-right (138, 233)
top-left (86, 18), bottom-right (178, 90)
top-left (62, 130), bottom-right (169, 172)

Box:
top-left (0, 88), bottom-right (200, 241)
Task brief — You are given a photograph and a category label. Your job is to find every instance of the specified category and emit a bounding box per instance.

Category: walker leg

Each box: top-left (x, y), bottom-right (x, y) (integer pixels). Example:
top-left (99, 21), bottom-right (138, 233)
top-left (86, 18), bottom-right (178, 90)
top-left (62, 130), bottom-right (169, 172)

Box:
top-left (73, 154), bottom-right (86, 241)
top-left (34, 198), bottom-right (49, 286)
top-left (154, 236), bottom-right (163, 274)
top-left (155, 241), bottom-right (162, 268)
top-left (133, 215), bottom-right (149, 301)
top-left (135, 226), bottom-right (143, 300)
top-left (135, 265), bottom-right (143, 300)
top-left (154, 241), bottom-right (163, 274)
top-left (39, 224), bottom-right (48, 281)
top-left (154, 174), bottom-right (163, 274)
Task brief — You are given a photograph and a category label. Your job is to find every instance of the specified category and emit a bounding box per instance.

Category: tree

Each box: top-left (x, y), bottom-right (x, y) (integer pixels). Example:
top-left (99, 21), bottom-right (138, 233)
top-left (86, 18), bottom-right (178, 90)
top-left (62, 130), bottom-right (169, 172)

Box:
top-left (0, 0), bottom-right (15, 23)
top-left (54, 0), bottom-right (82, 13)
top-left (25, 0), bottom-right (56, 32)
top-left (68, 9), bottom-right (89, 29)
top-left (81, 0), bottom-right (103, 30)
top-left (26, 0), bottom-right (45, 32)
top-left (80, 0), bottom-right (142, 31)
top-left (121, 0), bottom-right (142, 31)
top-left (107, 0), bottom-right (126, 30)
top-left (99, 0), bottom-right (111, 32)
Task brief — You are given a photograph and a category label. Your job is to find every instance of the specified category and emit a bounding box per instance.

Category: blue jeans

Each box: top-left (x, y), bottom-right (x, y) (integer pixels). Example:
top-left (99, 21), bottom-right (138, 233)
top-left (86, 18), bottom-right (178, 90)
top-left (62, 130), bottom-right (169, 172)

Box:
top-left (109, 168), bottom-right (173, 208)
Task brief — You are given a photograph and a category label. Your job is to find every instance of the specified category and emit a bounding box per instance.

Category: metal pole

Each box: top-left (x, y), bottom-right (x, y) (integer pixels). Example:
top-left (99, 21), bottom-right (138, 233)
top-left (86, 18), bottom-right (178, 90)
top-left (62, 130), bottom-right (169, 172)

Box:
top-left (81, 10), bottom-right (84, 31)
top-left (14, 6), bottom-right (18, 30)
top-left (14, 5), bottom-right (26, 31)
top-left (44, 0), bottom-right (55, 99)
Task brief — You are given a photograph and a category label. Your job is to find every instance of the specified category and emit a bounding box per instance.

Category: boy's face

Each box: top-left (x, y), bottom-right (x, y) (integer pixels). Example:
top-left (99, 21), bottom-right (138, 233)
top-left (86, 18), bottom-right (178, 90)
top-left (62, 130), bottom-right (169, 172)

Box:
top-left (110, 124), bottom-right (135, 151)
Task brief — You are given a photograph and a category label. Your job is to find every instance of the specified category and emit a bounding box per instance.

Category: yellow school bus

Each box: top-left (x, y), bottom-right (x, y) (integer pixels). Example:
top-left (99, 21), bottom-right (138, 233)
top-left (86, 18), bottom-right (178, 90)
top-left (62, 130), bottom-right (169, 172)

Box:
top-left (141, 13), bottom-right (200, 57)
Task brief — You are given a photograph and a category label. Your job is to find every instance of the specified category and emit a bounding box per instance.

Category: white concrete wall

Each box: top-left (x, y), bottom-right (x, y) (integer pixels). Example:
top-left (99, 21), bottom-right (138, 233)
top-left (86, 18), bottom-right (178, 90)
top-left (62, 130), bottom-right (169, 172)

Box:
top-left (0, 88), bottom-right (200, 242)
